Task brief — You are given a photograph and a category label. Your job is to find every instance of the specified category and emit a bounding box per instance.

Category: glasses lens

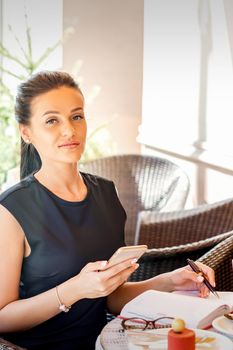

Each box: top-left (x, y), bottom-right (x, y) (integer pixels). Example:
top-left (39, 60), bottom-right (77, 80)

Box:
top-left (122, 318), bottom-right (148, 331)
top-left (153, 317), bottom-right (174, 328)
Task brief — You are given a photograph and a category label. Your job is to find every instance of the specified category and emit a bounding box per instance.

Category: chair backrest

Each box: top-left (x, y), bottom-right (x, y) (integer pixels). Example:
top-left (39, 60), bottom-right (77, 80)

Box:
top-left (136, 197), bottom-right (233, 248)
top-left (80, 154), bottom-right (190, 244)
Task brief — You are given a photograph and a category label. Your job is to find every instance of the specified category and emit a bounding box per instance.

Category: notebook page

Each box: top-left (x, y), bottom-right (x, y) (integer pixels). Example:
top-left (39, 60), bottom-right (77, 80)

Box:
top-left (173, 290), bottom-right (233, 310)
top-left (120, 290), bottom-right (231, 328)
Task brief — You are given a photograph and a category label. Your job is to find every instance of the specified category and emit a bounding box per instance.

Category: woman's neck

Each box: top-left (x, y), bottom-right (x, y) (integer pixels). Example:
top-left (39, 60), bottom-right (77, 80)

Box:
top-left (34, 163), bottom-right (87, 202)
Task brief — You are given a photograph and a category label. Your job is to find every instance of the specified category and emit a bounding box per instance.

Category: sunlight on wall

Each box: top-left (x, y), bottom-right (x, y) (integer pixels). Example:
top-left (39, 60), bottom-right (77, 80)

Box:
top-left (142, 0), bottom-right (199, 145)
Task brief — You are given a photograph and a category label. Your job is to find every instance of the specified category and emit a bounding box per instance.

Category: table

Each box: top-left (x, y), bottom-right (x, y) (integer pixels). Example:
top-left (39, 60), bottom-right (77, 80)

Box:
top-left (96, 317), bottom-right (233, 350)
top-left (96, 318), bottom-right (128, 350)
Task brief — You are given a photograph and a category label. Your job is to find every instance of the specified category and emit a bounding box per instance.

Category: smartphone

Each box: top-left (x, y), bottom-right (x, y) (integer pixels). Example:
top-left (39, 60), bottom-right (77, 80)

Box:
top-left (107, 245), bottom-right (148, 267)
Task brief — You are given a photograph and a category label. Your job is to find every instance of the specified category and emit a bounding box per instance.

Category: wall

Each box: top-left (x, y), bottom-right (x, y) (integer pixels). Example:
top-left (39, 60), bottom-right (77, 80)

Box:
top-left (63, 0), bottom-right (143, 155)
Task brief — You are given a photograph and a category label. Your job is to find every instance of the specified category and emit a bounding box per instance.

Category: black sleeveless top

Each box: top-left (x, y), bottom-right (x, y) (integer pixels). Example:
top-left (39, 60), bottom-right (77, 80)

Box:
top-left (0, 173), bottom-right (126, 350)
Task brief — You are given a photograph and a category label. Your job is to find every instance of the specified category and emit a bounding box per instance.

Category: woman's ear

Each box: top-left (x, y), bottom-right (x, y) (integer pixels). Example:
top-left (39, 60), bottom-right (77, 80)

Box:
top-left (19, 124), bottom-right (31, 144)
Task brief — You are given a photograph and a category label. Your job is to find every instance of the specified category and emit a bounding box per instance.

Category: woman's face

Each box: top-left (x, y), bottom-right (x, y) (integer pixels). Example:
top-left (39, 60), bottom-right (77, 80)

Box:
top-left (20, 86), bottom-right (87, 165)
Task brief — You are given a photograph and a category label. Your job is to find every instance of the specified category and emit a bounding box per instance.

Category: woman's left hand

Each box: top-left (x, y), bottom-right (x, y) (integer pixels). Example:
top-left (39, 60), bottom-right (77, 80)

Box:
top-left (167, 262), bottom-right (215, 297)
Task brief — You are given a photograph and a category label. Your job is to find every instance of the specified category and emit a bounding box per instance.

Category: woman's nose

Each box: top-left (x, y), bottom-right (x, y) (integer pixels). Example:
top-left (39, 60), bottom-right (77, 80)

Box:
top-left (61, 122), bottom-right (75, 137)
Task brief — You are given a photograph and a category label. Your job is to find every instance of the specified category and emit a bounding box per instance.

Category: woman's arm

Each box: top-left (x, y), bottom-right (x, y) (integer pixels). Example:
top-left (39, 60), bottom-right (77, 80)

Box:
top-left (107, 275), bottom-right (170, 314)
top-left (0, 204), bottom-right (63, 332)
top-left (107, 263), bottom-right (215, 315)
top-left (0, 205), bottom-right (138, 332)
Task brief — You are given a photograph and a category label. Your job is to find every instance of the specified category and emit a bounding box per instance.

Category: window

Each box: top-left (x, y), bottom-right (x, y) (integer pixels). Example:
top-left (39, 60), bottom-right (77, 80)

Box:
top-left (139, 0), bottom-right (233, 205)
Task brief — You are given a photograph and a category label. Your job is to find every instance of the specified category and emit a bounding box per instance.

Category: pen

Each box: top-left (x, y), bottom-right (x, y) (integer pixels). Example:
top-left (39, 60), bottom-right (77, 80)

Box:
top-left (187, 258), bottom-right (219, 298)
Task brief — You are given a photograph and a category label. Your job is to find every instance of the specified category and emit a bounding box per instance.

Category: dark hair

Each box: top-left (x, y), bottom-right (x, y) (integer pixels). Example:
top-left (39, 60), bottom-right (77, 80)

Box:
top-left (15, 70), bottom-right (82, 179)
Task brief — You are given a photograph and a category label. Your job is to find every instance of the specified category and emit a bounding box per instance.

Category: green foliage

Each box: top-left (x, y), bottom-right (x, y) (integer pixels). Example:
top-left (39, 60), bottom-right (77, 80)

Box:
top-left (0, 13), bottom-right (69, 186)
top-left (0, 77), bottom-right (18, 184)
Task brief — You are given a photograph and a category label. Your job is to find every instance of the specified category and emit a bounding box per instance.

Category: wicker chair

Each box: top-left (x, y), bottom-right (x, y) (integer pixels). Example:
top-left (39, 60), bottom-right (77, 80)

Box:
top-left (130, 197), bottom-right (233, 282)
top-left (198, 234), bottom-right (233, 291)
top-left (80, 154), bottom-right (190, 245)
top-left (0, 338), bottom-right (26, 350)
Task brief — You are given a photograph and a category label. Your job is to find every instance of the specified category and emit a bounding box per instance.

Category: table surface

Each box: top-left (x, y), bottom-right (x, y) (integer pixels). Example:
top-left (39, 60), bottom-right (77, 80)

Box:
top-left (98, 318), bottom-right (128, 350)
top-left (97, 317), bottom-right (233, 350)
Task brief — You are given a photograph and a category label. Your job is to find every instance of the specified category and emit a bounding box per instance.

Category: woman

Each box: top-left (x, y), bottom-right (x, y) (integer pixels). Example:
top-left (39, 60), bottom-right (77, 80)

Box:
top-left (0, 71), bottom-right (215, 350)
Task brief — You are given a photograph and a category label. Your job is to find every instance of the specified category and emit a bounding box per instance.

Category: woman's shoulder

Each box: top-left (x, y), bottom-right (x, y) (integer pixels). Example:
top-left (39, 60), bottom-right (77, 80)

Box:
top-left (81, 172), bottom-right (118, 199)
top-left (81, 172), bottom-right (114, 187)
top-left (0, 176), bottom-right (33, 203)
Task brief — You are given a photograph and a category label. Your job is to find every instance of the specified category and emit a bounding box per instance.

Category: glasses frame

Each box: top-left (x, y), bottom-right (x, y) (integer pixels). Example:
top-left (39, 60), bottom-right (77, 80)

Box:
top-left (121, 316), bottom-right (174, 331)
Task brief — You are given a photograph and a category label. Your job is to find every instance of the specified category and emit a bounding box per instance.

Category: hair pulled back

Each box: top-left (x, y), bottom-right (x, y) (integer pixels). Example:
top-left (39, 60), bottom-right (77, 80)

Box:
top-left (15, 70), bottom-right (81, 179)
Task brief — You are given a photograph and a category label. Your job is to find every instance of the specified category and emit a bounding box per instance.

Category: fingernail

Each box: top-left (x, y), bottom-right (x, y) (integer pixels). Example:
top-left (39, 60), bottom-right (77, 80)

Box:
top-left (134, 263), bottom-right (139, 270)
top-left (131, 258), bottom-right (137, 264)
top-left (197, 275), bottom-right (204, 282)
top-left (100, 261), bottom-right (107, 267)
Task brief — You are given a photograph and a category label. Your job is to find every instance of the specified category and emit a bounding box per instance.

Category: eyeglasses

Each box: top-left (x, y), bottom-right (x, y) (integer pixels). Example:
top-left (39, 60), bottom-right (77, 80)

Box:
top-left (121, 316), bottom-right (174, 332)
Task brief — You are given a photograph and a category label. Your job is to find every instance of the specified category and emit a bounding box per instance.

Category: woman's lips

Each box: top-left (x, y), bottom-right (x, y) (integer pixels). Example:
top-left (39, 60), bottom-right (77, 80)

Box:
top-left (58, 142), bottom-right (80, 148)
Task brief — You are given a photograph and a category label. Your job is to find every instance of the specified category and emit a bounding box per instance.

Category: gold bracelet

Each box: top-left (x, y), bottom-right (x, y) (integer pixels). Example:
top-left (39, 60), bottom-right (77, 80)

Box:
top-left (55, 286), bottom-right (71, 313)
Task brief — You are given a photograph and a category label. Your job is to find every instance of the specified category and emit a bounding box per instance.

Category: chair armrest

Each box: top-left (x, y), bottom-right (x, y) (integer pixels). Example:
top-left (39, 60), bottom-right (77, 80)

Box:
top-left (0, 338), bottom-right (26, 350)
top-left (198, 234), bottom-right (233, 291)
top-left (142, 230), bottom-right (233, 257)
top-left (135, 198), bottom-right (233, 248)
top-left (130, 230), bottom-right (232, 281)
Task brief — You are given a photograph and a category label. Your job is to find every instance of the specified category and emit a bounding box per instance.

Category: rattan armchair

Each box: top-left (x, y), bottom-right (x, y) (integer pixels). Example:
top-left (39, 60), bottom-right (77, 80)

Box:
top-left (130, 198), bottom-right (233, 282)
top-left (0, 338), bottom-right (26, 350)
top-left (198, 234), bottom-right (233, 291)
top-left (80, 154), bottom-right (190, 245)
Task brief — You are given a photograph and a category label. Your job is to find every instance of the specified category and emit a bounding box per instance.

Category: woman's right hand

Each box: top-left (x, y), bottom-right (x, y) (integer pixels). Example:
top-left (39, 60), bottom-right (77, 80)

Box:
top-left (73, 259), bottom-right (139, 299)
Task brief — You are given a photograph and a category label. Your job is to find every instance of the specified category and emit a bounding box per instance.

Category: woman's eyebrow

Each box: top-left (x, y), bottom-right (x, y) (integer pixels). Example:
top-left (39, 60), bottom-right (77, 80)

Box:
top-left (42, 107), bottom-right (83, 117)
top-left (42, 110), bottom-right (59, 116)
top-left (70, 107), bottom-right (83, 113)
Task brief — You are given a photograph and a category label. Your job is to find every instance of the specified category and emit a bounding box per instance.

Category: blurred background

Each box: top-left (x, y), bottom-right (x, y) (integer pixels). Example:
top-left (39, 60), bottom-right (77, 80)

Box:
top-left (0, 0), bottom-right (233, 207)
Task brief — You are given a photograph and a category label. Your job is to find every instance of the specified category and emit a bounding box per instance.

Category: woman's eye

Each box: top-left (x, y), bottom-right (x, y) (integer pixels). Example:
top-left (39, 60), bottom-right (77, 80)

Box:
top-left (46, 118), bottom-right (57, 125)
top-left (72, 114), bottom-right (84, 121)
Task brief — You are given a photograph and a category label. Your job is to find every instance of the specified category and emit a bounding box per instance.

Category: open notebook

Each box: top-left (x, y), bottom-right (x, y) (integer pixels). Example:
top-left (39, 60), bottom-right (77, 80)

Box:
top-left (119, 290), bottom-right (233, 329)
